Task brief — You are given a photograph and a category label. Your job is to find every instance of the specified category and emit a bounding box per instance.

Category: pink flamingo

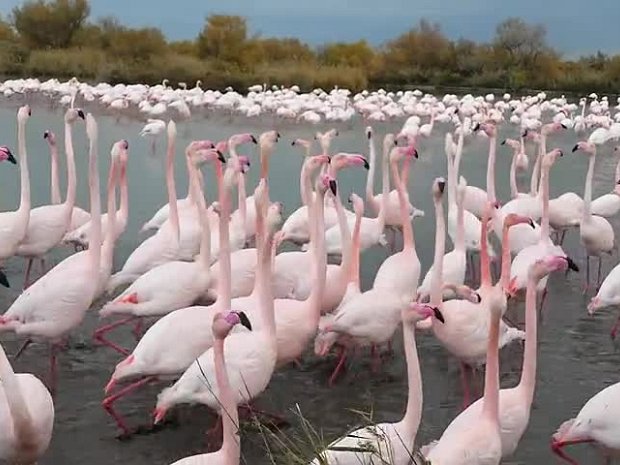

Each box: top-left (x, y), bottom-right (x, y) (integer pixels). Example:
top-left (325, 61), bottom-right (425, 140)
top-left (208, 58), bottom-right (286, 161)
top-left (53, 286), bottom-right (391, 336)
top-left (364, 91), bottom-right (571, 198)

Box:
top-left (167, 311), bottom-right (249, 465)
top-left (16, 108), bottom-right (84, 288)
top-left (0, 106), bottom-right (31, 264)
top-left (0, 341), bottom-right (54, 463)
top-left (424, 255), bottom-right (568, 458)
top-left (0, 114), bottom-right (103, 394)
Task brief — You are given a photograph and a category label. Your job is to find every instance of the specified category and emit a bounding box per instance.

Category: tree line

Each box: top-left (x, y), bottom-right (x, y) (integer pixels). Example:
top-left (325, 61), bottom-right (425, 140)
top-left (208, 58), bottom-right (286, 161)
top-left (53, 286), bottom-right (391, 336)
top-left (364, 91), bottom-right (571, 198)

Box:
top-left (1, 0), bottom-right (619, 93)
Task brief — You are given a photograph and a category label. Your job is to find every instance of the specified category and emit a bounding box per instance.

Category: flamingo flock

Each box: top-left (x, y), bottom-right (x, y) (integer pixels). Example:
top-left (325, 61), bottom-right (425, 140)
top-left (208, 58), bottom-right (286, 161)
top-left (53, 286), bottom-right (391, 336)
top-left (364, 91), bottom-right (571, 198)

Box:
top-left (0, 84), bottom-right (620, 465)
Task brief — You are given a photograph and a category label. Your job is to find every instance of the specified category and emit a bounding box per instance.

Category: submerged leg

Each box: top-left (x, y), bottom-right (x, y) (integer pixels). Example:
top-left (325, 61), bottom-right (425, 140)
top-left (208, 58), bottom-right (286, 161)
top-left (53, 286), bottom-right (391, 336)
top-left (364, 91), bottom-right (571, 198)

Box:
top-left (610, 313), bottom-right (620, 340)
top-left (102, 376), bottom-right (157, 436)
top-left (583, 255), bottom-right (590, 295)
top-left (23, 258), bottom-right (34, 290)
top-left (597, 256), bottom-right (603, 289)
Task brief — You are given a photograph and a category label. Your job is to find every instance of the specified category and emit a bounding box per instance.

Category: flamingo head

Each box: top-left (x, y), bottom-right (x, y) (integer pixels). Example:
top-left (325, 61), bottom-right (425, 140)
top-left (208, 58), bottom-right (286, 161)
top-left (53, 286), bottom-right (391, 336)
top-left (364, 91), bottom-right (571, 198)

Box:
top-left (529, 255), bottom-right (570, 283)
top-left (43, 130), bottom-right (57, 145)
top-left (365, 126), bottom-right (373, 139)
top-left (291, 138), bottom-right (311, 153)
top-left (304, 154), bottom-right (330, 172)
top-left (17, 105), bottom-right (31, 120)
top-left (213, 311), bottom-right (252, 339)
top-left (542, 148), bottom-right (564, 168)
top-left (214, 140), bottom-right (229, 156)
top-left (195, 148), bottom-right (226, 167)
top-left (391, 144), bottom-right (419, 163)
top-left (267, 201), bottom-right (284, 229)
top-left (503, 213), bottom-right (535, 230)
top-left (572, 141), bottom-right (595, 155)
top-left (259, 130), bottom-right (280, 148)
top-left (318, 173), bottom-right (337, 196)
top-left (229, 133), bottom-right (257, 148)
top-left (473, 121), bottom-right (497, 138)
top-left (405, 303), bottom-right (445, 324)
top-left (235, 155), bottom-right (250, 173)
top-left (0, 146), bottom-right (16, 165)
top-left (331, 153), bottom-right (369, 172)
top-left (348, 192), bottom-right (365, 216)
top-left (65, 107), bottom-right (85, 123)
top-left (501, 138), bottom-right (520, 151)
top-left (432, 177), bottom-right (446, 199)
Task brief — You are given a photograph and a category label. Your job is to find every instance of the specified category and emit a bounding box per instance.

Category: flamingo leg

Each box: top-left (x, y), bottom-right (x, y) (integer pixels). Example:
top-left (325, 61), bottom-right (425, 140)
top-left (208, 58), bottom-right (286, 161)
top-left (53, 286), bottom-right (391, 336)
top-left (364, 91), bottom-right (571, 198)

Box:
top-left (583, 255), bottom-right (590, 295)
top-left (102, 376), bottom-right (157, 436)
top-left (39, 258), bottom-right (46, 275)
top-left (131, 319), bottom-right (144, 341)
top-left (48, 343), bottom-right (61, 396)
top-left (370, 344), bottom-right (380, 373)
top-left (93, 317), bottom-right (135, 355)
top-left (14, 338), bottom-right (33, 360)
top-left (23, 258), bottom-right (33, 290)
top-left (460, 362), bottom-right (472, 409)
top-left (328, 347), bottom-right (347, 386)
top-left (596, 256), bottom-right (603, 289)
top-left (610, 313), bottom-right (620, 340)
top-left (551, 438), bottom-right (593, 465)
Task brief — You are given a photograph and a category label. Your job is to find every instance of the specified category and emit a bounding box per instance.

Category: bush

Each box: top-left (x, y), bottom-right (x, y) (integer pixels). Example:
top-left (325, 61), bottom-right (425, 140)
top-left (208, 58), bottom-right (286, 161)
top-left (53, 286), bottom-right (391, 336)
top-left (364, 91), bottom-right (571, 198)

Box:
top-left (26, 47), bottom-right (104, 79)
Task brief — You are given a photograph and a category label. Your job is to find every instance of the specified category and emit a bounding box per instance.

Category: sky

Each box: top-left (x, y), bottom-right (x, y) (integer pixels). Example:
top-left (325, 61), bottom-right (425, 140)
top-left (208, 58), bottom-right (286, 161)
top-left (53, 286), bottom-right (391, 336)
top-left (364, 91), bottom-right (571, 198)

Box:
top-left (2, 0), bottom-right (619, 56)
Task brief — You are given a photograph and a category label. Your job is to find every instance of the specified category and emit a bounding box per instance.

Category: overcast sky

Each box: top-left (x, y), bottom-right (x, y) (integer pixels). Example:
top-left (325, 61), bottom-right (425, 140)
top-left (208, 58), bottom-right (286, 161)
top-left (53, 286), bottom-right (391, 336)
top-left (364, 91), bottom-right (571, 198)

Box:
top-left (2, 0), bottom-right (618, 56)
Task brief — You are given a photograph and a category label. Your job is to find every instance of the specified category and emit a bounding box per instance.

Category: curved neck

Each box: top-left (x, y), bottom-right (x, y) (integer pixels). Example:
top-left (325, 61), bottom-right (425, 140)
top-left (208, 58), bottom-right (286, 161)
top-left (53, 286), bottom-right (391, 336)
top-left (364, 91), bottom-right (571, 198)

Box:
top-left (366, 136), bottom-right (377, 206)
top-left (49, 142), bottom-right (61, 204)
top-left (518, 273), bottom-right (540, 406)
top-left (455, 188), bottom-right (465, 252)
top-left (213, 337), bottom-right (240, 463)
top-left (63, 122), bottom-right (77, 212)
top-left (583, 153), bottom-right (596, 220)
top-left (166, 132), bottom-right (180, 243)
top-left (540, 163), bottom-right (551, 239)
top-left (333, 190), bottom-right (353, 274)
top-left (0, 344), bottom-right (35, 443)
top-left (260, 145), bottom-right (273, 180)
top-left (430, 193), bottom-right (445, 305)
top-left (531, 136), bottom-right (545, 195)
top-left (217, 171), bottom-right (232, 307)
top-left (237, 173), bottom-right (247, 233)
top-left (509, 151), bottom-right (519, 198)
top-left (192, 165), bottom-right (211, 269)
top-left (87, 126), bottom-right (101, 273)
top-left (392, 159), bottom-right (415, 253)
top-left (482, 304), bottom-right (501, 421)
top-left (17, 116), bottom-right (30, 212)
top-left (400, 320), bottom-right (422, 438)
top-left (299, 162), bottom-right (313, 207)
top-left (486, 135), bottom-right (497, 202)
top-left (103, 158), bottom-right (118, 252)
top-left (480, 213), bottom-right (491, 289)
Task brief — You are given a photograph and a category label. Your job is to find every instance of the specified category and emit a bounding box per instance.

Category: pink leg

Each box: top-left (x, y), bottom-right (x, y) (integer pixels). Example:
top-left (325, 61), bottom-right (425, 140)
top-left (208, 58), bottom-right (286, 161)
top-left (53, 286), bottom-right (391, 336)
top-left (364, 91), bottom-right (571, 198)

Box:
top-left (583, 256), bottom-right (590, 295)
top-left (14, 339), bottom-right (33, 360)
top-left (370, 344), bottom-right (380, 373)
top-left (610, 314), bottom-right (620, 340)
top-left (597, 256), bottom-right (603, 289)
top-left (328, 347), bottom-right (347, 386)
top-left (49, 343), bottom-right (61, 396)
top-left (39, 258), bottom-right (46, 275)
top-left (293, 358), bottom-right (303, 369)
top-left (102, 376), bottom-right (157, 436)
top-left (559, 230), bottom-right (567, 246)
top-left (131, 319), bottom-right (143, 341)
top-left (23, 258), bottom-right (33, 290)
top-left (93, 317), bottom-right (135, 355)
top-left (460, 363), bottom-right (472, 409)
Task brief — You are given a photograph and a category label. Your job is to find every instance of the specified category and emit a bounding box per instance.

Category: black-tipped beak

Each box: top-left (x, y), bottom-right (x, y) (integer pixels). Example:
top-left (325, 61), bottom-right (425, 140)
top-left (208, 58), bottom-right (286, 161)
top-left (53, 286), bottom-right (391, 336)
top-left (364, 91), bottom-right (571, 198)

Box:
top-left (561, 123), bottom-right (567, 129)
top-left (347, 193), bottom-right (353, 204)
top-left (291, 140), bottom-right (296, 146)
top-left (217, 151), bottom-right (226, 164)
top-left (474, 292), bottom-right (482, 304)
top-left (250, 135), bottom-right (257, 144)
top-left (528, 219), bottom-right (535, 229)
top-left (521, 129), bottom-right (528, 138)
top-left (43, 131), bottom-right (50, 139)
top-left (501, 139), bottom-right (506, 145)
top-left (558, 150), bottom-right (564, 157)
top-left (0, 269), bottom-right (9, 288)
top-left (472, 123), bottom-right (480, 132)
top-left (366, 131), bottom-right (371, 139)
top-left (433, 307), bottom-right (445, 324)
top-left (6, 150), bottom-right (16, 165)
top-left (438, 181), bottom-right (445, 193)
top-left (413, 149), bottom-right (419, 159)
top-left (572, 144), bottom-right (579, 153)
top-left (454, 108), bottom-right (459, 114)
top-left (237, 311), bottom-right (252, 331)
top-left (334, 131), bottom-right (339, 137)
top-left (363, 159), bottom-right (370, 170)
top-left (566, 257), bottom-right (580, 272)
top-left (616, 179), bottom-right (620, 185)
top-left (276, 132), bottom-right (281, 139)
top-left (329, 179), bottom-right (337, 196)
top-left (77, 109), bottom-right (85, 120)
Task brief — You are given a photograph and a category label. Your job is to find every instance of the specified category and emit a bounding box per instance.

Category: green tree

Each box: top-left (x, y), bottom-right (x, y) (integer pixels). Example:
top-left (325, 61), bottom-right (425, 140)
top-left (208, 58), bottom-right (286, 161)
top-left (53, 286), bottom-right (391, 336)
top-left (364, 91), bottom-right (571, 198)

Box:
top-left (12, 0), bottom-right (90, 49)
top-left (493, 17), bottom-right (548, 68)
top-left (197, 15), bottom-right (247, 63)
top-left (0, 16), bottom-right (15, 42)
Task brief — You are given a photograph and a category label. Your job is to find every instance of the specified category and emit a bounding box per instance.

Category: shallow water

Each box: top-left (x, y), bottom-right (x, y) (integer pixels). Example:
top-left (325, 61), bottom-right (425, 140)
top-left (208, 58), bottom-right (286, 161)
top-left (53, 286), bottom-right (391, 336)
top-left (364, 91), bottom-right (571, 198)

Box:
top-left (0, 99), bottom-right (619, 464)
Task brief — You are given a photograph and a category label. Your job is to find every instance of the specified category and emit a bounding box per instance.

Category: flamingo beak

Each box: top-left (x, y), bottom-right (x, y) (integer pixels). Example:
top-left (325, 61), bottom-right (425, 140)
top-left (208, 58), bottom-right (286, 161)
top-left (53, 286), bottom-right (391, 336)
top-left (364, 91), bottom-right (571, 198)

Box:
top-left (566, 257), bottom-right (580, 272)
top-left (528, 219), bottom-right (535, 228)
top-left (250, 135), bottom-right (257, 144)
top-left (561, 123), bottom-right (567, 129)
top-left (362, 159), bottom-right (370, 170)
top-left (572, 144), bottom-right (579, 153)
top-left (237, 311), bottom-right (252, 331)
top-left (0, 270), bottom-right (9, 288)
top-left (77, 109), bottom-right (85, 120)
top-left (438, 181), bottom-right (445, 193)
top-left (217, 151), bottom-right (226, 164)
top-left (432, 306), bottom-right (445, 324)
top-left (501, 139), bottom-right (506, 145)
top-left (153, 407), bottom-right (167, 425)
top-left (6, 150), bottom-right (16, 165)
top-left (473, 292), bottom-right (482, 304)
top-left (329, 180), bottom-right (338, 196)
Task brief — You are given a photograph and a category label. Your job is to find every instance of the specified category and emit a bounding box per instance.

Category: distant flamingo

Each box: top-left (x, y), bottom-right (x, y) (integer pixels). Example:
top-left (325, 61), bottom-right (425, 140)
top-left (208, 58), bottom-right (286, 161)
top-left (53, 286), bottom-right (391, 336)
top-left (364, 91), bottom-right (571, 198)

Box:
top-left (0, 341), bottom-right (54, 463)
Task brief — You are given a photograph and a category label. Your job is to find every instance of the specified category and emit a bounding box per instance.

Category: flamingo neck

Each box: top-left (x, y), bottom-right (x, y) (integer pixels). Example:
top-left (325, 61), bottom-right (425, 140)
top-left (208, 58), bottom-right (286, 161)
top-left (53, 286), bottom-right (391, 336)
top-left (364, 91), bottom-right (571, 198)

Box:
top-left (480, 214), bottom-right (491, 289)
top-left (517, 272), bottom-right (540, 406)
top-left (455, 188), bottom-right (465, 252)
top-left (260, 145), bottom-right (273, 180)
top-left (237, 173), bottom-right (247, 234)
top-left (486, 135), bottom-right (497, 202)
top-left (615, 156), bottom-right (620, 183)
top-left (349, 209), bottom-right (362, 289)
top-left (256, 194), bottom-right (276, 339)
top-left (102, 158), bottom-right (118, 256)
top-left (184, 156), bottom-right (194, 201)
top-left (482, 302), bottom-right (501, 422)
top-left (378, 149), bottom-right (389, 230)
top-left (509, 151), bottom-right (519, 199)
top-left (333, 190), bottom-right (353, 276)
top-left (63, 122), bottom-right (77, 213)
top-left (17, 116), bottom-right (30, 213)
top-left (192, 165), bottom-right (211, 270)
top-left (213, 337), bottom-right (240, 463)
top-left (540, 164), bottom-right (551, 240)
top-left (87, 124), bottom-right (102, 275)
top-left (392, 158), bottom-right (415, 253)
top-left (366, 136), bottom-right (377, 209)
top-left (308, 186), bottom-right (327, 326)
top-left (583, 153), bottom-right (596, 220)
top-left (499, 223), bottom-right (512, 290)
top-left (299, 162), bottom-right (312, 207)
top-left (400, 320), bottom-right (422, 439)
top-left (217, 172), bottom-right (232, 307)
top-left (0, 344), bottom-right (35, 445)
top-left (166, 132), bottom-right (180, 244)
top-left (119, 158), bottom-right (129, 219)
top-left (49, 143), bottom-right (61, 204)
top-left (430, 193), bottom-right (445, 305)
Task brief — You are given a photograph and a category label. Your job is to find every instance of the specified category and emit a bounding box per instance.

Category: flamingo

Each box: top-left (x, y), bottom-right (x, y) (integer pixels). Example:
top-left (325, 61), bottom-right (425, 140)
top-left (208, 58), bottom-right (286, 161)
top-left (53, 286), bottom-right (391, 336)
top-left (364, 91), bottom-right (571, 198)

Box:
top-left (140, 118), bottom-right (166, 154)
top-left (95, 145), bottom-right (224, 356)
top-left (102, 151), bottom-right (242, 436)
top-left (167, 311), bottom-right (250, 465)
top-left (588, 261), bottom-right (620, 339)
top-left (0, 341), bottom-right (54, 464)
top-left (424, 255), bottom-right (569, 458)
top-left (552, 382), bottom-right (620, 464)
top-left (153, 179), bottom-right (276, 426)
top-left (107, 122), bottom-right (185, 292)
top-left (0, 114), bottom-right (103, 394)
top-left (0, 106), bottom-right (31, 264)
top-left (573, 141), bottom-right (615, 291)
top-left (590, 146), bottom-right (620, 218)
top-left (501, 137), bottom-right (529, 199)
top-left (423, 247), bottom-right (505, 465)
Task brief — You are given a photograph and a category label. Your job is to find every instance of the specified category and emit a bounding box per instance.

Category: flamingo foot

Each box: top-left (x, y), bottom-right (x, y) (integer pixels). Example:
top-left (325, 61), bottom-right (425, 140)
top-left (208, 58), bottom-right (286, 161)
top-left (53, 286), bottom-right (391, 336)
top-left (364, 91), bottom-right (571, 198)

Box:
top-left (328, 348), bottom-right (347, 386)
top-left (102, 376), bottom-right (157, 437)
